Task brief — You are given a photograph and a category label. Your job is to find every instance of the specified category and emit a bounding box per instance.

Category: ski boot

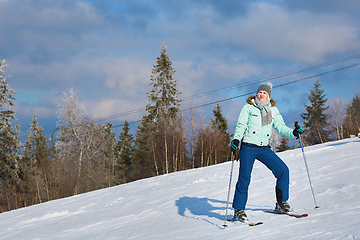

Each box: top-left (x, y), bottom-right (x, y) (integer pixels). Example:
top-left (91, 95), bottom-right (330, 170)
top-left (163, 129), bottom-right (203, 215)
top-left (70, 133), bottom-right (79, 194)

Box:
top-left (275, 201), bottom-right (291, 213)
top-left (233, 209), bottom-right (248, 222)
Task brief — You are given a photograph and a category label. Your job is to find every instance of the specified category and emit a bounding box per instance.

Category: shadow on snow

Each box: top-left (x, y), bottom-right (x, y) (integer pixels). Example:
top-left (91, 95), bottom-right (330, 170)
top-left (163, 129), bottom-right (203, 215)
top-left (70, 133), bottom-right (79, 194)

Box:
top-left (175, 196), bottom-right (267, 227)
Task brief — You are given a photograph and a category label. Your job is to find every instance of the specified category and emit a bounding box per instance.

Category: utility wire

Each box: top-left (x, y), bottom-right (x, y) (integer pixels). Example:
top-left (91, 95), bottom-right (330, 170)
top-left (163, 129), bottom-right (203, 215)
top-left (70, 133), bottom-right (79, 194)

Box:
top-left (109, 61), bottom-right (360, 129)
top-left (181, 62), bottom-right (360, 111)
top-left (77, 53), bottom-right (360, 123)
top-left (18, 55), bottom-right (360, 142)
top-left (180, 53), bottom-right (360, 101)
top-left (26, 61), bottom-right (359, 143)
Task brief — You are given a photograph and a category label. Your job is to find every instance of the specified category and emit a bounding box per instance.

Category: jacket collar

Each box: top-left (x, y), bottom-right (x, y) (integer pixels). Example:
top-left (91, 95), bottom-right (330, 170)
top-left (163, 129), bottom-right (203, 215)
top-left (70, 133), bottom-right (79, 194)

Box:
top-left (246, 96), bottom-right (276, 107)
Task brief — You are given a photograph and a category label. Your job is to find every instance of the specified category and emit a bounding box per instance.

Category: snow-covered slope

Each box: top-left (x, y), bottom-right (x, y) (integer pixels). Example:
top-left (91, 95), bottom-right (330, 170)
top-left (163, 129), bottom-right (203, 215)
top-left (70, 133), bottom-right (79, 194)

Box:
top-left (0, 138), bottom-right (359, 240)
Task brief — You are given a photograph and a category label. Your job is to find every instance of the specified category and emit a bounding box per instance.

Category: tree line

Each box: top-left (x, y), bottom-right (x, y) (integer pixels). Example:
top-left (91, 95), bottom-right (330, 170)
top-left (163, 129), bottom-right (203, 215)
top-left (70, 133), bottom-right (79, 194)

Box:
top-left (276, 80), bottom-right (360, 152)
top-left (1, 46), bottom-right (360, 213)
top-left (0, 44), bottom-right (231, 212)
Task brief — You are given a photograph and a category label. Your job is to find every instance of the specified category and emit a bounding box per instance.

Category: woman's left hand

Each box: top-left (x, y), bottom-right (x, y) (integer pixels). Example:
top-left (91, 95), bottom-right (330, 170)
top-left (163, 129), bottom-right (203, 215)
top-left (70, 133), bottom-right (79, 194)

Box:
top-left (293, 125), bottom-right (303, 138)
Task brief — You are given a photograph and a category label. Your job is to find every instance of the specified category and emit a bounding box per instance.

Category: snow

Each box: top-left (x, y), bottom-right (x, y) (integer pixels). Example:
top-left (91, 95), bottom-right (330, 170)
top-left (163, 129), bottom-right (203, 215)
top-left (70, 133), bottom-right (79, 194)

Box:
top-left (1, 138), bottom-right (360, 239)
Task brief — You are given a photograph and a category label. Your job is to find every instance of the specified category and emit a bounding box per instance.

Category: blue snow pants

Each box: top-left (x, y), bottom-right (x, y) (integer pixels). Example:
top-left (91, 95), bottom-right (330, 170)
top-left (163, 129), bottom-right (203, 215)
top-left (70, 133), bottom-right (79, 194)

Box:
top-left (232, 142), bottom-right (289, 210)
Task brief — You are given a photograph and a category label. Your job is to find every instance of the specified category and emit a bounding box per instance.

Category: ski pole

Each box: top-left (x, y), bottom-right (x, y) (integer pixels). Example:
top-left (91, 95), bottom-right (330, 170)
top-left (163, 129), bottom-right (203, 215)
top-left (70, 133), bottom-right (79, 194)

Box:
top-left (223, 153), bottom-right (236, 228)
top-left (295, 122), bottom-right (320, 209)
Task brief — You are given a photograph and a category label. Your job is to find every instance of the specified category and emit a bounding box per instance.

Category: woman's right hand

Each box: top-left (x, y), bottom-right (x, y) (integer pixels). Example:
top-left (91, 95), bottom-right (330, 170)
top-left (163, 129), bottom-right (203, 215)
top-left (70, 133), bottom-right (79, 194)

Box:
top-left (230, 139), bottom-right (240, 152)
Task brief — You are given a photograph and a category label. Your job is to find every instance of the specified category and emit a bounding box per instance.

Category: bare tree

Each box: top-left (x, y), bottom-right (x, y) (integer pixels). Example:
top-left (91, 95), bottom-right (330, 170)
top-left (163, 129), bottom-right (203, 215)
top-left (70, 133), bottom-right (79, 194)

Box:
top-left (269, 128), bottom-right (281, 152)
top-left (327, 98), bottom-right (346, 140)
top-left (183, 102), bottom-right (201, 168)
top-left (56, 87), bottom-right (102, 195)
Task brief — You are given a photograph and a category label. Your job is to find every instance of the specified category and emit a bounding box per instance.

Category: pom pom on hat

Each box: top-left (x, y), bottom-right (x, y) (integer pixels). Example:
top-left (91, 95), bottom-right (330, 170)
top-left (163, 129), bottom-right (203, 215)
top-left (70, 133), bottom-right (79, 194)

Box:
top-left (257, 82), bottom-right (272, 97)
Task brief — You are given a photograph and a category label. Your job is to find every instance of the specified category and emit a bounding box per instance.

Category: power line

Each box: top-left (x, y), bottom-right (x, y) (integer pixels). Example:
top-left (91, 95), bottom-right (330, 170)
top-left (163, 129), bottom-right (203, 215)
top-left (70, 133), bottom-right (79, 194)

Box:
top-left (180, 53), bottom-right (360, 101)
top-left (79, 53), bottom-right (360, 123)
top-left (181, 62), bottom-right (360, 111)
top-left (18, 55), bottom-right (360, 141)
top-left (31, 61), bottom-right (359, 143)
top-left (110, 61), bottom-right (360, 129)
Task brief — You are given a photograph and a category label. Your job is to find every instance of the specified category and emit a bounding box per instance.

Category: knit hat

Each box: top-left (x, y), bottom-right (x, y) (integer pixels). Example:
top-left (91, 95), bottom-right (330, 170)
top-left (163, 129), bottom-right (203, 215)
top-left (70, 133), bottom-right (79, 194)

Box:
top-left (257, 82), bottom-right (272, 97)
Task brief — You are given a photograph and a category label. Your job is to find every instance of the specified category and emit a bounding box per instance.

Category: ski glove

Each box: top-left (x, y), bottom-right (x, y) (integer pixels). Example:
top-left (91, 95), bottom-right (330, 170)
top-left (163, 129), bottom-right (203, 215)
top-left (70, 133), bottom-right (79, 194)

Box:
top-left (230, 139), bottom-right (240, 153)
top-left (293, 124), bottom-right (303, 139)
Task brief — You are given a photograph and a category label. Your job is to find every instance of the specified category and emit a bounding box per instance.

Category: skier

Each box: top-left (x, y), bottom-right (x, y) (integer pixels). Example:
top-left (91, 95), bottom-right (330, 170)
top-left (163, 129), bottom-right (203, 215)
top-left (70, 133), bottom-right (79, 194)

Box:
top-left (230, 82), bottom-right (303, 221)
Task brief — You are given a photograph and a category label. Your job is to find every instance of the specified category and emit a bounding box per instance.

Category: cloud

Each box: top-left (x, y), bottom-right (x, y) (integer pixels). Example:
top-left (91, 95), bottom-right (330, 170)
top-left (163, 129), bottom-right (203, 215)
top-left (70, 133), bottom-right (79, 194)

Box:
top-left (83, 57), bottom-right (153, 120)
top-left (0, 0), bottom-right (107, 63)
top-left (88, 98), bottom-right (145, 122)
top-left (98, 57), bottom-right (151, 94)
top-left (203, 2), bottom-right (359, 63)
top-left (175, 59), bottom-right (262, 96)
top-left (83, 57), bottom-right (263, 122)
top-left (14, 102), bottom-right (57, 120)
top-left (1, 1), bottom-right (104, 33)
top-left (207, 61), bottom-right (261, 80)
top-left (2, 0), bottom-right (360, 138)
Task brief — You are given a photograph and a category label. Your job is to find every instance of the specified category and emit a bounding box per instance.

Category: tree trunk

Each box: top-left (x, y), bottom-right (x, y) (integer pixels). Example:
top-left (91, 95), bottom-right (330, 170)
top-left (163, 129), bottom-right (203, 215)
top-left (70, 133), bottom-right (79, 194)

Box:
top-left (164, 132), bottom-right (169, 174)
top-left (191, 116), bottom-right (196, 169)
top-left (207, 144), bottom-right (214, 166)
top-left (174, 138), bottom-right (179, 172)
top-left (75, 148), bottom-right (84, 195)
top-left (201, 126), bottom-right (204, 168)
top-left (214, 149), bottom-right (217, 165)
top-left (164, 121), bottom-right (169, 174)
top-left (44, 171), bottom-right (50, 201)
top-left (151, 137), bottom-right (159, 176)
top-left (316, 124), bottom-right (324, 144)
top-left (35, 172), bottom-right (42, 203)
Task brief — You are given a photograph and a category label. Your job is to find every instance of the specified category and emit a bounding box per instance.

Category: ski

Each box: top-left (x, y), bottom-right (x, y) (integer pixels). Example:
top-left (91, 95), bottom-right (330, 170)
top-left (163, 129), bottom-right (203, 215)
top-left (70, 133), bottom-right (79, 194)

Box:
top-left (226, 219), bottom-right (263, 226)
top-left (266, 211), bottom-right (308, 218)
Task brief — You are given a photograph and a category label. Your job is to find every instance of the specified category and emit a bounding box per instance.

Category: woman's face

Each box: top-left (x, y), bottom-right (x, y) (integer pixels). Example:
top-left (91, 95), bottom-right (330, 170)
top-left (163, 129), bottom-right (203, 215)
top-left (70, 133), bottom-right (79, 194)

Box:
top-left (257, 90), bottom-right (269, 102)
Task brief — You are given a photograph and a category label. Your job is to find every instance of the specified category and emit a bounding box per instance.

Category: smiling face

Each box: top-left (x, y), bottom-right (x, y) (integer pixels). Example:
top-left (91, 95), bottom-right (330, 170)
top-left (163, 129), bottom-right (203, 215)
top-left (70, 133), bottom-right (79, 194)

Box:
top-left (257, 90), bottom-right (269, 102)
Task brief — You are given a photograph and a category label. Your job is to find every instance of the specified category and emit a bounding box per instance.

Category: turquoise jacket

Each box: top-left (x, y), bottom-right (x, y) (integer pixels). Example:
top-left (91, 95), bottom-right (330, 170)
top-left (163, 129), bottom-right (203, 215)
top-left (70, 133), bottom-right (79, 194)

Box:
top-left (233, 96), bottom-right (295, 146)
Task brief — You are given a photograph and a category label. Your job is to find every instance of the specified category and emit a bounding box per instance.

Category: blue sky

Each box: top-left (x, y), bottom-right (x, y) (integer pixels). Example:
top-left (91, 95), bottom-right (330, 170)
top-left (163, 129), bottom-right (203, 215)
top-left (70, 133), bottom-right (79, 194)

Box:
top-left (1, 0), bottom-right (360, 141)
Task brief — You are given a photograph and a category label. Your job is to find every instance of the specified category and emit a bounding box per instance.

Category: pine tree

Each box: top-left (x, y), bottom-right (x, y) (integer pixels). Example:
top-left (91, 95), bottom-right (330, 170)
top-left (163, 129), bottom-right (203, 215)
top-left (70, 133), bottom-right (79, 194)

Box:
top-left (0, 59), bottom-right (21, 210)
top-left (100, 122), bottom-right (118, 186)
top-left (146, 43), bottom-right (181, 120)
top-left (344, 93), bottom-right (360, 137)
top-left (301, 80), bottom-right (329, 145)
top-left (133, 115), bottom-right (158, 178)
top-left (144, 43), bottom-right (182, 174)
top-left (210, 103), bottom-right (230, 139)
top-left (21, 114), bottom-right (50, 205)
top-left (210, 103), bottom-right (231, 163)
top-left (117, 120), bottom-right (134, 177)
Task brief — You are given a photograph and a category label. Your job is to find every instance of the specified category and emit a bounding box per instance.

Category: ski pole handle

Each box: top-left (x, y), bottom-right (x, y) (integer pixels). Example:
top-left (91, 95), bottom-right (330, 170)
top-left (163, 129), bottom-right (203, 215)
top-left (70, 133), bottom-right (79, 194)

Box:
top-left (294, 121), bottom-right (302, 138)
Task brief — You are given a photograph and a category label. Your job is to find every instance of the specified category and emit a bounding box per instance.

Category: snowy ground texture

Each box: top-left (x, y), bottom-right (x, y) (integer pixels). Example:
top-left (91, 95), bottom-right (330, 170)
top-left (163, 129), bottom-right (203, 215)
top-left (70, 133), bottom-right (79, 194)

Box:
top-left (0, 138), bottom-right (360, 240)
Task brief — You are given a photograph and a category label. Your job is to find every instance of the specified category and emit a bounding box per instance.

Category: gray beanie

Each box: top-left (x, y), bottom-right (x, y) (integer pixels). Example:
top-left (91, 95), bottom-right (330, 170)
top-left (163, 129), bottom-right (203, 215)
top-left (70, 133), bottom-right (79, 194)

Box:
top-left (257, 82), bottom-right (272, 97)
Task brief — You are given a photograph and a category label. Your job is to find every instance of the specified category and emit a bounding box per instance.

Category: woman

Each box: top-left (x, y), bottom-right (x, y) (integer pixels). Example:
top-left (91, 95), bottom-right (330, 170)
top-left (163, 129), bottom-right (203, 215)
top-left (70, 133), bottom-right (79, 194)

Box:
top-left (230, 82), bottom-right (302, 221)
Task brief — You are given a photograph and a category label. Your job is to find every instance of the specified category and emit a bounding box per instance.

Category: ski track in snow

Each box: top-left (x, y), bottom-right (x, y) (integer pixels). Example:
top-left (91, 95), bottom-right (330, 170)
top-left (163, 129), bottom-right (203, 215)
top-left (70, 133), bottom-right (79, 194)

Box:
top-left (0, 138), bottom-right (359, 239)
